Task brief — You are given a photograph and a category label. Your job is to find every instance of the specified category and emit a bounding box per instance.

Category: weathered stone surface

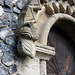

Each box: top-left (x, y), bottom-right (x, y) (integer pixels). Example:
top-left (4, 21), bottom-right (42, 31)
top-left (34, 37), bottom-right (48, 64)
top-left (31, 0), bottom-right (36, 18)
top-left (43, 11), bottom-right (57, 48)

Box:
top-left (9, 21), bottom-right (17, 29)
top-left (0, 19), bottom-right (8, 27)
top-left (11, 13), bottom-right (18, 22)
top-left (0, 48), bottom-right (3, 58)
top-left (16, 0), bottom-right (24, 9)
top-left (24, 7), bottom-right (34, 21)
top-left (18, 57), bottom-right (40, 75)
top-left (9, 64), bottom-right (17, 74)
top-left (2, 52), bottom-right (15, 66)
top-left (1, 43), bottom-right (18, 56)
top-left (5, 0), bottom-right (13, 7)
top-left (1, 43), bottom-right (12, 52)
top-left (0, 28), bottom-right (14, 40)
top-left (2, 19), bottom-right (8, 26)
top-left (0, 19), bottom-right (3, 25)
top-left (13, 7), bottom-right (20, 14)
top-left (5, 37), bottom-right (15, 45)
top-left (3, 7), bottom-right (13, 13)
top-left (12, 0), bottom-right (18, 4)
top-left (40, 60), bottom-right (46, 75)
top-left (3, 12), bottom-right (11, 21)
top-left (0, 0), bottom-right (4, 6)
top-left (0, 6), bottom-right (4, 16)
top-left (30, 0), bottom-right (39, 5)
top-left (0, 64), bottom-right (8, 75)
top-left (0, 47), bottom-right (5, 52)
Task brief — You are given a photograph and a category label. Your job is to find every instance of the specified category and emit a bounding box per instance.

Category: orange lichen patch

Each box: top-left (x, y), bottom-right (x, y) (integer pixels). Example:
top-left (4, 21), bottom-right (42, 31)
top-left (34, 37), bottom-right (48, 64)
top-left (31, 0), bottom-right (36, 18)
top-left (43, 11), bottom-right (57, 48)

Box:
top-left (64, 56), bottom-right (71, 72)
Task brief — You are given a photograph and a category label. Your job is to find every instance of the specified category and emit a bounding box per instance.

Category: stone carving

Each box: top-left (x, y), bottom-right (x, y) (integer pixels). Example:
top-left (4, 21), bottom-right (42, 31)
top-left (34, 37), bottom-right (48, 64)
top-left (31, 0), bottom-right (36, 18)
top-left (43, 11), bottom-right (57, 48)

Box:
top-left (16, 23), bottom-right (38, 58)
top-left (0, 0), bottom-right (74, 75)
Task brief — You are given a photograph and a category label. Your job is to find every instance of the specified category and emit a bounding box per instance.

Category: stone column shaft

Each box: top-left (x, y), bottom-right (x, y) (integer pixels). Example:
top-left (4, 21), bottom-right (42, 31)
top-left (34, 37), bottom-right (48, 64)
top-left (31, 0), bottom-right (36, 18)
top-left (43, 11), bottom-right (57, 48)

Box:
top-left (40, 60), bottom-right (47, 75)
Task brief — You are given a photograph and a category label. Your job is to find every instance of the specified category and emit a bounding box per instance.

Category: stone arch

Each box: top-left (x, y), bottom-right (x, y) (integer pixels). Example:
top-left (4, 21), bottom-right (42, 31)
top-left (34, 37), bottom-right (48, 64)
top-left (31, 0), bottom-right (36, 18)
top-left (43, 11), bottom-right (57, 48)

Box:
top-left (15, 0), bottom-right (75, 75)
top-left (37, 13), bottom-right (75, 45)
top-left (17, 0), bottom-right (75, 58)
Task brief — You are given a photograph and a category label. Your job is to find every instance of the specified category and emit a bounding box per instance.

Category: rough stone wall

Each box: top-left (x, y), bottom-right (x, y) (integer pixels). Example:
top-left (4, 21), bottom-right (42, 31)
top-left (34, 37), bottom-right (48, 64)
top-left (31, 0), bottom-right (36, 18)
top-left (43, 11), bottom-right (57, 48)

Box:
top-left (0, 0), bottom-right (31, 75)
top-left (0, 0), bottom-right (75, 75)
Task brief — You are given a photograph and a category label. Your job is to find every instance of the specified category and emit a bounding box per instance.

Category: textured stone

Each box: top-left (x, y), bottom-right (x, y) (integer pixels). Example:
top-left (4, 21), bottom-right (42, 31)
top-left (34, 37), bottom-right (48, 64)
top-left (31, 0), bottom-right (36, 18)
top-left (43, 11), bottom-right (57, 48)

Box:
top-left (0, 19), bottom-right (3, 25)
top-left (1, 43), bottom-right (18, 56)
top-left (13, 7), bottom-right (20, 14)
top-left (0, 6), bottom-right (4, 16)
top-left (16, 0), bottom-right (24, 9)
top-left (2, 19), bottom-right (8, 26)
top-left (2, 52), bottom-right (15, 66)
top-left (0, 48), bottom-right (3, 58)
top-left (3, 7), bottom-right (13, 13)
top-left (1, 43), bottom-right (12, 52)
top-left (9, 21), bottom-right (17, 30)
top-left (0, 0), bottom-right (4, 6)
top-left (5, 37), bottom-right (15, 45)
top-left (0, 64), bottom-right (8, 75)
top-left (12, 0), bottom-right (18, 4)
top-left (25, 7), bottom-right (34, 21)
top-left (18, 57), bottom-right (40, 75)
top-left (30, 0), bottom-right (39, 5)
top-left (3, 12), bottom-right (11, 21)
top-left (1, 43), bottom-right (13, 52)
top-left (5, 0), bottom-right (13, 7)
top-left (0, 19), bottom-right (8, 27)
top-left (0, 28), bottom-right (14, 40)
top-left (9, 64), bottom-right (17, 74)
top-left (40, 60), bottom-right (46, 75)
top-left (0, 47), bottom-right (5, 52)
top-left (11, 13), bottom-right (18, 22)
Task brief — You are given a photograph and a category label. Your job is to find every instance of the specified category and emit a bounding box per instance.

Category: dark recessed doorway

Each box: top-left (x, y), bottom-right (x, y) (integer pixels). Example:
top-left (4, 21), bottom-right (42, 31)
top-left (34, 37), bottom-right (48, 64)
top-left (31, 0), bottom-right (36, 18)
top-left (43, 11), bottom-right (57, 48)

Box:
top-left (47, 27), bottom-right (75, 75)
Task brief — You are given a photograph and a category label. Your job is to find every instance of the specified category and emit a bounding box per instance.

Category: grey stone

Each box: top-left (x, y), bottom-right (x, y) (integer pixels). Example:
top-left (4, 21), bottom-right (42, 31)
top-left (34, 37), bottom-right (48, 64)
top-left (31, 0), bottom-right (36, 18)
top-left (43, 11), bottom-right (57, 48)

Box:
top-left (1, 43), bottom-right (13, 52)
top-left (13, 7), bottom-right (20, 14)
top-left (0, 19), bottom-right (8, 27)
top-left (0, 0), bottom-right (4, 6)
top-left (11, 13), bottom-right (18, 22)
top-left (0, 64), bottom-right (8, 75)
top-left (23, 0), bottom-right (27, 2)
top-left (0, 19), bottom-right (4, 27)
top-left (9, 21), bottom-right (17, 30)
top-left (2, 52), bottom-right (15, 66)
top-left (0, 43), bottom-right (18, 56)
top-left (9, 64), bottom-right (17, 74)
top-left (3, 7), bottom-right (13, 13)
top-left (0, 47), bottom-right (5, 52)
top-left (5, 0), bottom-right (13, 8)
top-left (0, 43), bottom-right (10, 52)
top-left (16, 0), bottom-right (24, 9)
top-left (5, 37), bottom-right (15, 45)
top-left (3, 12), bottom-right (11, 21)
top-left (0, 28), bottom-right (14, 40)
top-left (12, 0), bottom-right (18, 4)
top-left (0, 48), bottom-right (3, 58)
top-left (0, 6), bottom-right (4, 16)
top-left (2, 19), bottom-right (8, 26)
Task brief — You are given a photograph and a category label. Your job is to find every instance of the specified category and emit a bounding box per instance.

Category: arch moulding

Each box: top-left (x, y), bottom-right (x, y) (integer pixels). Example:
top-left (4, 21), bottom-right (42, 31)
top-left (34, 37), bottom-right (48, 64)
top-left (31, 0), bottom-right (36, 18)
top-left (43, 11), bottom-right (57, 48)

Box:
top-left (17, 0), bottom-right (75, 75)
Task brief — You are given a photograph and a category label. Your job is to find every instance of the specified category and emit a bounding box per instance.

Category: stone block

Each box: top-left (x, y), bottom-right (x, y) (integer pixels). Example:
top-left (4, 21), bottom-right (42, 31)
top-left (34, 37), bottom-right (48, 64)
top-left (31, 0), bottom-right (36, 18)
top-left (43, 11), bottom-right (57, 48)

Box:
top-left (30, 0), bottom-right (40, 5)
top-left (5, 0), bottom-right (13, 8)
top-left (13, 7), bottom-right (20, 14)
top-left (18, 57), bottom-right (40, 75)
top-left (24, 7), bottom-right (34, 21)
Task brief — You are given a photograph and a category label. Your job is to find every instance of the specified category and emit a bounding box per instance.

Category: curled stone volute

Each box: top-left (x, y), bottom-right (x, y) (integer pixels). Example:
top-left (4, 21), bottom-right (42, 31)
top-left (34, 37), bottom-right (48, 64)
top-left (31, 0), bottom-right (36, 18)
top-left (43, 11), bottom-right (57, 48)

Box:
top-left (16, 23), bottom-right (38, 58)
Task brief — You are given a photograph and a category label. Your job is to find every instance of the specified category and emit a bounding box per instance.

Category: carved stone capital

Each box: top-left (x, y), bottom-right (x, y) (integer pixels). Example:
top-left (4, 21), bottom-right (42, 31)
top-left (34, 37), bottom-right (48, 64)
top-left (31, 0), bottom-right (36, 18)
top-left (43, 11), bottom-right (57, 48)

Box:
top-left (16, 23), bottom-right (38, 58)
